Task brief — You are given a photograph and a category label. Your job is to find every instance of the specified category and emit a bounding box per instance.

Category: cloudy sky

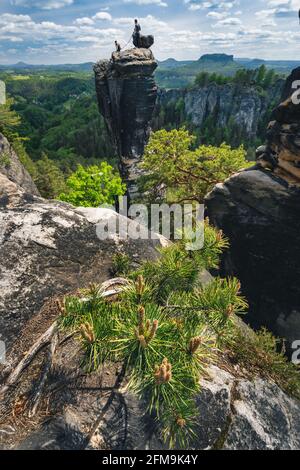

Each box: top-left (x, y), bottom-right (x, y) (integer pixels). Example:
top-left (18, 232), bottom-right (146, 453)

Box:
top-left (0, 0), bottom-right (299, 64)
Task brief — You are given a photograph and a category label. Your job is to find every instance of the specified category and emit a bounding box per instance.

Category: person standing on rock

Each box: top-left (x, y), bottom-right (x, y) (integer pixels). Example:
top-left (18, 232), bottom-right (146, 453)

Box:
top-left (115, 41), bottom-right (121, 52)
top-left (133, 19), bottom-right (141, 47)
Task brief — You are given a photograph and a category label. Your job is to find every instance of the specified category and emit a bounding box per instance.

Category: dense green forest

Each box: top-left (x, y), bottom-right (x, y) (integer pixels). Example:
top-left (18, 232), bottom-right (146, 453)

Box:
top-left (0, 64), bottom-right (281, 197)
top-left (1, 73), bottom-right (114, 172)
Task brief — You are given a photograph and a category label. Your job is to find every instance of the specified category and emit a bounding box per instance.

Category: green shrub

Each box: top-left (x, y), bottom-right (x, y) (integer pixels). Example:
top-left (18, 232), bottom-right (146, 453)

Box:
top-left (230, 328), bottom-right (300, 400)
top-left (139, 128), bottom-right (250, 203)
top-left (59, 162), bottom-right (126, 207)
top-left (111, 253), bottom-right (131, 277)
top-left (59, 223), bottom-right (248, 447)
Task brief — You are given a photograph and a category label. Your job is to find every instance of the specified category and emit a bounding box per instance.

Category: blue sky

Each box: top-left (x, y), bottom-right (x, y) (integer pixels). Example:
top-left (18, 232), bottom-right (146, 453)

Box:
top-left (0, 0), bottom-right (299, 64)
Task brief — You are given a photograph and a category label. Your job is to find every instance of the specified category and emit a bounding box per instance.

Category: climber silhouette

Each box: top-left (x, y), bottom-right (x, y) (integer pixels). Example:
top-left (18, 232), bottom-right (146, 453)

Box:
top-left (133, 19), bottom-right (141, 48)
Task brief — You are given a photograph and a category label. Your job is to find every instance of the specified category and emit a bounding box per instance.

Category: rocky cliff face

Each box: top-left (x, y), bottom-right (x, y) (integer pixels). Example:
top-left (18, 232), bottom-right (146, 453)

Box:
top-left (206, 169), bottom-right (300, 351)
top-left (257, 67), bottom-right (300, 184)
top-left (0, 133), bottom-right (39, 196)
top-left (94, 49), bottom-right (158, 199)
top-left (157, 80), bottom-right (283, 143)
top-left (205, 69), bottom-right (300, 351)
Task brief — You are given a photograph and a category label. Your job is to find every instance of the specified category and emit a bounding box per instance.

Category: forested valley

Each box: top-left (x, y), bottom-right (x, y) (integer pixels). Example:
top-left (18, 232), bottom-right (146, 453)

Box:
top-left (0, 64), bottom-right (283, 198)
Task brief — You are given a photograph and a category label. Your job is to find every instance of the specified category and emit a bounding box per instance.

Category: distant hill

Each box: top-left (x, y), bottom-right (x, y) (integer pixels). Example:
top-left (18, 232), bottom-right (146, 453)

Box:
top-left (199, 54), bottom-right (234, 63)
top-left (158, 58), bottom-right (193, 69)
top-left (1, 54), bottom-right (300, 89)
top-left (0, 62), bottom-right (94, 73)
top-left (156, 54), bottom-right (300, 88)
top-left (236, 58), bottom-right (300, 73)
top-left (156, 54), bottom-right (240, 88)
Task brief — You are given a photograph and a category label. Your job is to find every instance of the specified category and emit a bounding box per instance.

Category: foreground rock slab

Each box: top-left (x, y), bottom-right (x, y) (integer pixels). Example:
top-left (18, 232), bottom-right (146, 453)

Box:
top-left (2, 352), bottom-right (300, 450)
top-left (0, 174), bottom-right (166, 367)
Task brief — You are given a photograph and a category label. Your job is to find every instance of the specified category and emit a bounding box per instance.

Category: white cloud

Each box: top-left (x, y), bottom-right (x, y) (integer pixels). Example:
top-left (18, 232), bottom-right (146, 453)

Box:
top-left (1, 5), bottom-right (300, 63)
top-left (184, 0), bottom-right (238, 12)
top-left (92, 12), bottom-right (112, 21)
top-left (255, 0), bottom-right (299, 26)
top-left (124, 0), bottom-right (168, 7)
top-left (74, 17), bottom-right (95, 26)
top-left (214, 17), bottom-right (242, 27)
top-left (11, 0), bottom-right (74, 9)
top-left (207, 12), bottom-right (228, 20)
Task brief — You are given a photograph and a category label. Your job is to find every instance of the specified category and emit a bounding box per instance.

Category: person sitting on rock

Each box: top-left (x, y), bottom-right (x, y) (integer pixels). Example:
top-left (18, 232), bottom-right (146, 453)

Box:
top-left (133, 19), bottom-right (141, 48)
top-left (115, 40), bottom-right (121, 52)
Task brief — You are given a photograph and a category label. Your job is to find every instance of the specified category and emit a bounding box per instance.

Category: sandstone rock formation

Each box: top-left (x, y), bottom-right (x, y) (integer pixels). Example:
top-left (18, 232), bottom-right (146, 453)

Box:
top-left (94, 48), bottom-right (158, 199)
top-left (205, 69), bottom-right (300, 350)
top-left (133, 34), bottom-right (154, 49)
top-left (257, 67), bottom-right (300, 184)
top-left (206, 169), bottom-right (300, 351)
top-left (0, 172), bottom-right (166, 370)
top-left (0, 132), bottom-right (39, 196)
top-left (156, 78), bottom-right (283, 143)
top-left (1, 147), bottom-right (300, 451)
top-left (2, 352), bottom-right (300, 450)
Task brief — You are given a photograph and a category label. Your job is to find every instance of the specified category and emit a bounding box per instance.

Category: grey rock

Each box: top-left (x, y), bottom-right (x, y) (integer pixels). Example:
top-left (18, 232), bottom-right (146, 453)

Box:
top-left (205, 168), bottom-right (300, 351)
top-left (0, 174), bottom-right (167, 364)
top-left (133, 35), bottom-right (154, 49)
top-left (11, 359), bottom-right (300, 450)
top-left (0, 132), bottom-right (39, 196)
top-left (225, 378), bottom-right (300, 450)
top-left (94, 48), bottom-right (158, 200)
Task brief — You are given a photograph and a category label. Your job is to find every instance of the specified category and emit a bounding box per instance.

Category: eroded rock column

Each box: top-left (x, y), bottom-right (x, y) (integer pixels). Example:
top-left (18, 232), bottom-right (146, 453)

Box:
top-left (94, 48), bottom-right (158, 200)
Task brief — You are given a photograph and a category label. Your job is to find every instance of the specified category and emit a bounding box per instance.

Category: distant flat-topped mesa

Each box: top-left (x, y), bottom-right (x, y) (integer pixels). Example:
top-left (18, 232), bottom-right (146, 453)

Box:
top-left (94, 48), bottom-right (158, 200)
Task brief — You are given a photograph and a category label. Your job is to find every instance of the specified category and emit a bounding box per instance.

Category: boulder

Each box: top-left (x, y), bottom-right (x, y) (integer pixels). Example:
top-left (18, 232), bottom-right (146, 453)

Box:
top-left (133, 35), bottom-right (154, 49)
top-left (206, 69), bottom-right (300, 350)
top-left (0, 173), bottom-right (167, 368)
top-left (205, 168), bottom-right (300, 351)
top-left (94, 49), bottom-right (158, 200)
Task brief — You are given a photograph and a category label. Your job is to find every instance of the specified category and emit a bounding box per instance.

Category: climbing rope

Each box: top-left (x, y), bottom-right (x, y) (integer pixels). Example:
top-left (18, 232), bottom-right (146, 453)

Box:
top-left (120, 33), bottom-right (133, 51)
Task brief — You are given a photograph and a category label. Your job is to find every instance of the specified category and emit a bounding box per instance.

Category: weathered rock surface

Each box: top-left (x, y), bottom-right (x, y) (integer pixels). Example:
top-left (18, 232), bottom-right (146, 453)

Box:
top-left (133, 34), bottom-right (154, 49)
top-left (0, 159), bottom-right (299, 450)
top-left (0, 132), bottom-right (39, 196)
top-left (206, 69), bottom-right (300, 349)
top-left (0, 173), bottom-right (166, 366)
top-left (2, 352), bottom-right (300, 450)
top-left (257, 67), bottom-right (300, 184)
top-left (205, 168), bottom-right (300, 350)
top-left (94, 48), bottom-right (158, 199)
